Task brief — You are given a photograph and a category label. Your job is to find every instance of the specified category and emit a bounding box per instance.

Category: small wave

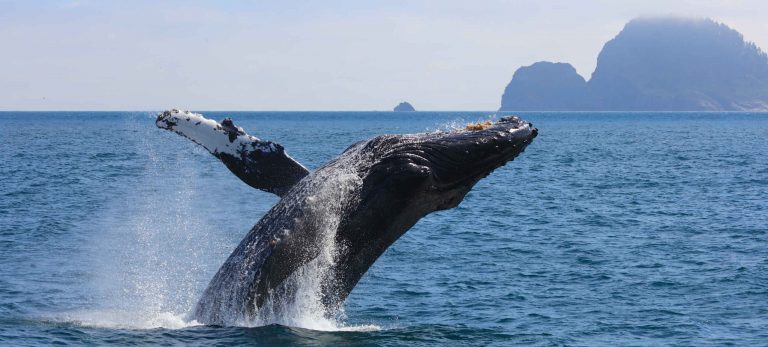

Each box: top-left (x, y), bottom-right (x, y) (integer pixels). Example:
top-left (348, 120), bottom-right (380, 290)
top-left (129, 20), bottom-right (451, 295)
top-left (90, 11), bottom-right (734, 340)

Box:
top-left (334, 324), bottom-right (381, 332)
top-left (233, 319), bottom-right (385, 333)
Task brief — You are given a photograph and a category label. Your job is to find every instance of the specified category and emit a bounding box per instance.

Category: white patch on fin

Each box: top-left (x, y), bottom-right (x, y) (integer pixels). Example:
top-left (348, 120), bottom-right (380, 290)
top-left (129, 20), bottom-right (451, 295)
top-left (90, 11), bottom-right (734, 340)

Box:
top-left (156, 109), bottom-right (276, 157)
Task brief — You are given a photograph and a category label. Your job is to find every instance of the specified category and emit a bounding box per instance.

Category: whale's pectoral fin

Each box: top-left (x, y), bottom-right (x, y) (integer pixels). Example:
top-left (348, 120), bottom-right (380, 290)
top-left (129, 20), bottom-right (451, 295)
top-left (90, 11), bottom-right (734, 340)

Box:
top-left (156, 109), bottom-right (309, 196)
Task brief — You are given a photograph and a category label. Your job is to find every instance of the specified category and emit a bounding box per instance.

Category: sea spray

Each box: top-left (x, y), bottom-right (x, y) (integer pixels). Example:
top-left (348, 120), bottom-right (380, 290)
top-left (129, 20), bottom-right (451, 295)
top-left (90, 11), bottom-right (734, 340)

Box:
top-left (69, 114), bottom-right (232, 329)
top-left (248, 171), bottom-right (361, 329)
top-left (191, 144), bottom-right (371, 329)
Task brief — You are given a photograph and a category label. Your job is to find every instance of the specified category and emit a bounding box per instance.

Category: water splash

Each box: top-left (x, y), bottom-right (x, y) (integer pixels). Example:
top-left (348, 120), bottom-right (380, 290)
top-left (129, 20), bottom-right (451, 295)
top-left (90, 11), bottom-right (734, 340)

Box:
top-left (248, 171), bottom-right (361, 330)
top-left (64, 114), bottom-right (377, 331)
top-left (61, 115), bottom-right (225, 330)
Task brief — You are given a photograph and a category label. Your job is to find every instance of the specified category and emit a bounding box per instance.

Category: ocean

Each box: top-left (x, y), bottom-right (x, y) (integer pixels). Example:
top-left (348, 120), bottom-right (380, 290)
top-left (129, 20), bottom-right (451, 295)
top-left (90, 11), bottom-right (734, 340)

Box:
top-left (0, 111), bottom-right (766, 346)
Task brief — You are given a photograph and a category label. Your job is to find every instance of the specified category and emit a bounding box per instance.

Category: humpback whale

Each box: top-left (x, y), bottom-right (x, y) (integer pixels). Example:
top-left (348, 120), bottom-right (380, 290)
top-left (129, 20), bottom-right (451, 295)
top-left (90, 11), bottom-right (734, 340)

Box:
top-left (156, 111), bottom-right (537, 325)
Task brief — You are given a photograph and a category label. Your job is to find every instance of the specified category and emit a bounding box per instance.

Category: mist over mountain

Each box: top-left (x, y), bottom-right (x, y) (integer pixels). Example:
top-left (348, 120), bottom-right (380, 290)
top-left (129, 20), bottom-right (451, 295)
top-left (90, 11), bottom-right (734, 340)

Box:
top-left (500, 17), bottom-right (768, 111)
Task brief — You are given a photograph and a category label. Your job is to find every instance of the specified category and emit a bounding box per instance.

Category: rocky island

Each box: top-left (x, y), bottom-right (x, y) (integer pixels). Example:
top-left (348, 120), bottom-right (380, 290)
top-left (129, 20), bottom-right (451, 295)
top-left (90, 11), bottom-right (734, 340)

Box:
top-left (500, 17), bottom-right (768, 111)
top-left (393, 102), bottom-right (416, 112)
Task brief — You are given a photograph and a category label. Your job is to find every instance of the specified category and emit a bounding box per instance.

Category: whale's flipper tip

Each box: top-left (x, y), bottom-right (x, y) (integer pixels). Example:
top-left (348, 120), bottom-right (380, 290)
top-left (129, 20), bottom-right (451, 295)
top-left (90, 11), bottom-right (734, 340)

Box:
top-left (156, 109), bottom-right (193, 130)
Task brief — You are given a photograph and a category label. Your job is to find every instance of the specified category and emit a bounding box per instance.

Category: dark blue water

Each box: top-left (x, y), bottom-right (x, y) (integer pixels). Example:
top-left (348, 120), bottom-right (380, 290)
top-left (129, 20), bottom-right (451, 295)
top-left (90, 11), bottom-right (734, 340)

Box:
top-left (1, 111), bottom-right (767, 346)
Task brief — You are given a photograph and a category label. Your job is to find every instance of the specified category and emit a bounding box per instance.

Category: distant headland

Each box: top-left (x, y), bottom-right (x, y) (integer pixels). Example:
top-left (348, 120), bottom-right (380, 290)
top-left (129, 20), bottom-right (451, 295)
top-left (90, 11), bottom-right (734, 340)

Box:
top-left (500, 17), bottom-right (768, 111)
top-left (393, 102), bottom-right (416, 112)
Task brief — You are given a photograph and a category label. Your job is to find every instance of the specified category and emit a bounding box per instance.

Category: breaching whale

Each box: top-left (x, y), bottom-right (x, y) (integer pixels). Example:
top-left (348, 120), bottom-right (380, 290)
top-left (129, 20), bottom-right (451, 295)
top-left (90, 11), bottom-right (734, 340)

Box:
top-left (156, 110), bottom-right (537, 325)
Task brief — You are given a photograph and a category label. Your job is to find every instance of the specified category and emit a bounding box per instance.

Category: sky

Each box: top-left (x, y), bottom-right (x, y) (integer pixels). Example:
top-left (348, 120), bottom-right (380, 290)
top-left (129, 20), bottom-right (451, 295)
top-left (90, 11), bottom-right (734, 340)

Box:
top-left (0, 0), bottom-right (766, 111)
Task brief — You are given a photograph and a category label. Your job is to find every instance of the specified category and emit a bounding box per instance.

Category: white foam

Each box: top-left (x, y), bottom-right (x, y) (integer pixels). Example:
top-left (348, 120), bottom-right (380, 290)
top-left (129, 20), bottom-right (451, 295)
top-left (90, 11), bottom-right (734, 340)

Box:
top-left (55, 308), bottom-right (380, 331)
top-left (54, 310), bottom-right (201, 330)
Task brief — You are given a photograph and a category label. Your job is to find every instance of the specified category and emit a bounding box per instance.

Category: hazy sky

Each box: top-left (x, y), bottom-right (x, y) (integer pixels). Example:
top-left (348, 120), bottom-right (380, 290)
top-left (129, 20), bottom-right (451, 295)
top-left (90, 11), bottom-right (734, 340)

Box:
top-left (1, 0), bottom-right (766, 111)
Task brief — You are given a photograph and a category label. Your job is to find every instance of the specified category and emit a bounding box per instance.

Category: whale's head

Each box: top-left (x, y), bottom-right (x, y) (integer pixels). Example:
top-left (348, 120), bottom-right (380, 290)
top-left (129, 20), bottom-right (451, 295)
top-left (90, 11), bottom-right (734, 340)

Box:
top-left (360, 116), bottom-right (537, 211)
top-left (333, 116), bottom-right (537, 297)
